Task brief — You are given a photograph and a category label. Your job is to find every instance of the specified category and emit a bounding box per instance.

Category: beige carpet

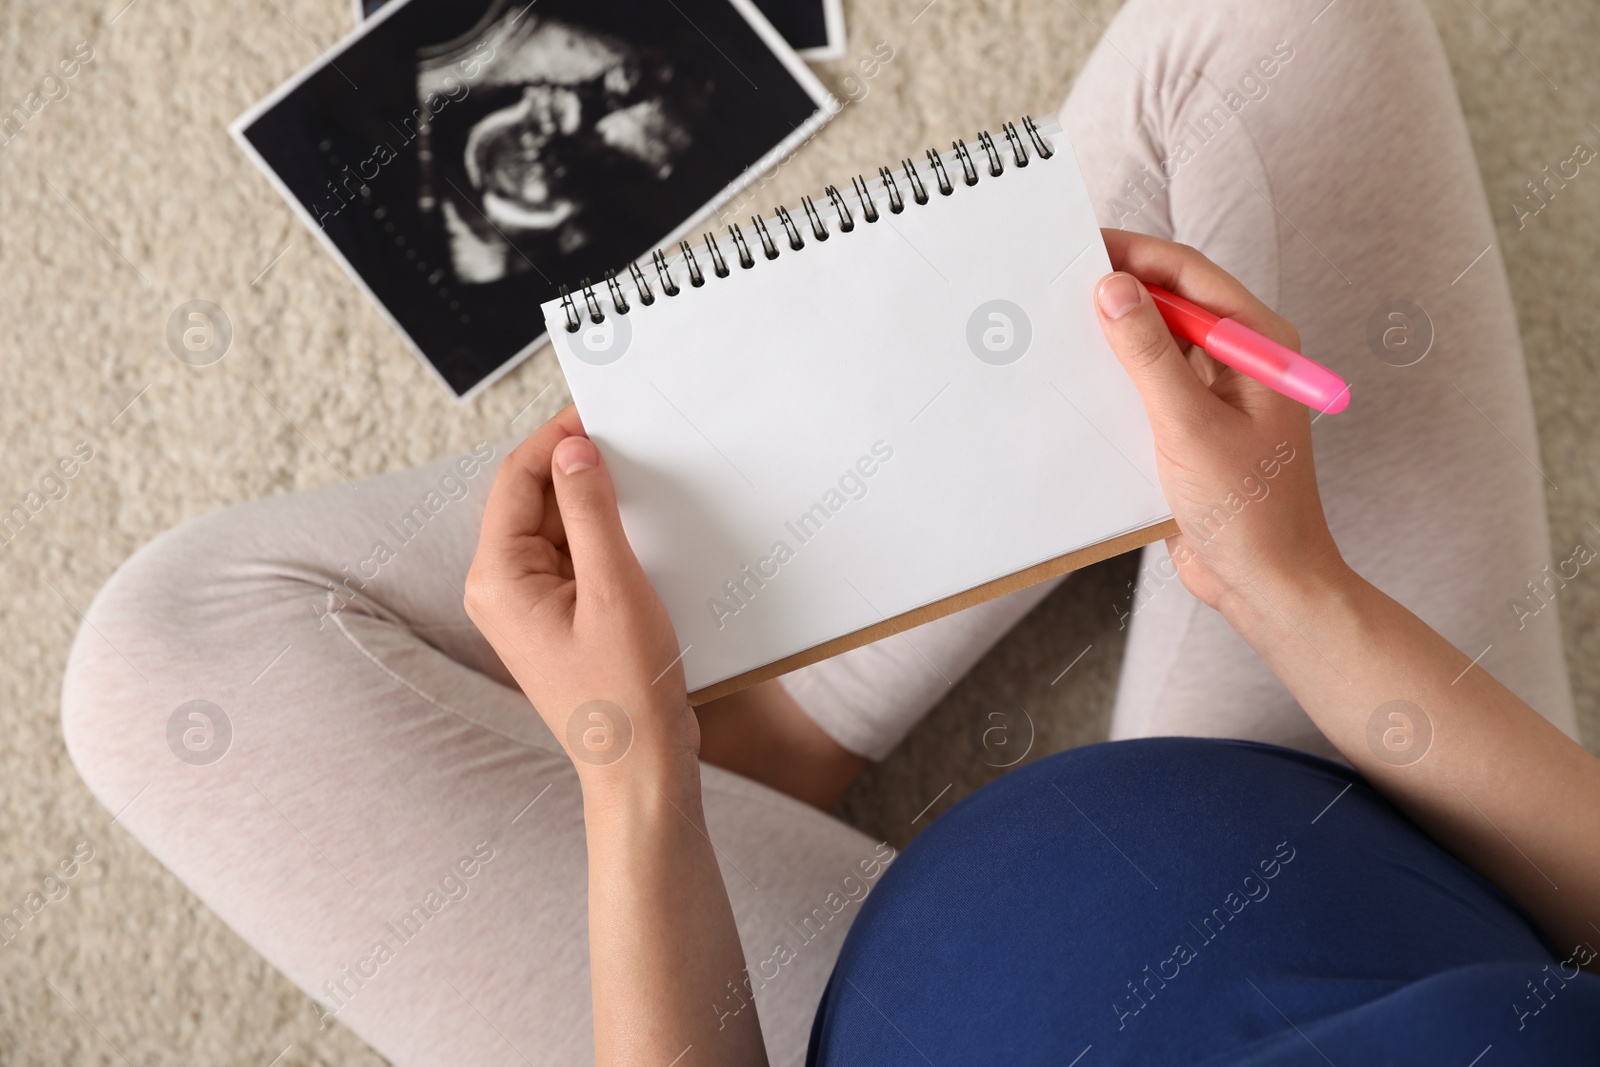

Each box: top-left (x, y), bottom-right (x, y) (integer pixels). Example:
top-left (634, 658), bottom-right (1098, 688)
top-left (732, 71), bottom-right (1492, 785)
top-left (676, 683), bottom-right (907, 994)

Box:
top-left (1, 0), bottom-right (1595, 1062)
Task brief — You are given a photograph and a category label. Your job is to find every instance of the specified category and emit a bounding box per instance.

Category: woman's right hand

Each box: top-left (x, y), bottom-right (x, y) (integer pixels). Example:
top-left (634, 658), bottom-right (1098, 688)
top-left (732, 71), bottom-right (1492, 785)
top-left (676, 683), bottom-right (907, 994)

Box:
top-left (1093, 234), bottom-right (1600, 965)
top-left (1092, 228), bottom-right (1349, 616)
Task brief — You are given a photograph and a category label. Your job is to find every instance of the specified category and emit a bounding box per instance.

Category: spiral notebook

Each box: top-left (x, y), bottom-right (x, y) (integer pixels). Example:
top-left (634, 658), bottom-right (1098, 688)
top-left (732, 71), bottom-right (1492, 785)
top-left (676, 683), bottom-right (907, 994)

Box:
top-left (541, 115), bottom-right (1178, 702)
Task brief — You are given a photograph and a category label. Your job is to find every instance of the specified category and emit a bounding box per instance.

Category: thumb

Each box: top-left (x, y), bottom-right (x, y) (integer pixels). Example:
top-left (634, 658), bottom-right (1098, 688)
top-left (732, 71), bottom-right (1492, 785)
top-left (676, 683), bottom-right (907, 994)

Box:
top-left (550, 435), bottom-right (644, 602)
top-left (1095, 272), bottom-right (1222, 432)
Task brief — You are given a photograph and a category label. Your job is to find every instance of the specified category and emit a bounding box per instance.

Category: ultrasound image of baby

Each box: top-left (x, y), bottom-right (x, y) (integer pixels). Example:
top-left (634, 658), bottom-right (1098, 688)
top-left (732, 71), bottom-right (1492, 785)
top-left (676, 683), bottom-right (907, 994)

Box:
top-left (238, 0), bottom-right (831, 395)
top-left (418, 10), bottom-right (711, 285)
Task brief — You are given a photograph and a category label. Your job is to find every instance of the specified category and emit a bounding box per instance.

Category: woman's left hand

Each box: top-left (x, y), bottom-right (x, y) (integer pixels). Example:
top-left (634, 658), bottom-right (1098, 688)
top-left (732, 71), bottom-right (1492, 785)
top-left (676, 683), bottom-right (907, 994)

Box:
top-left (465, 404), bottom-right (698, 793)
top-left (466, 406), bottom-right (769, 1066)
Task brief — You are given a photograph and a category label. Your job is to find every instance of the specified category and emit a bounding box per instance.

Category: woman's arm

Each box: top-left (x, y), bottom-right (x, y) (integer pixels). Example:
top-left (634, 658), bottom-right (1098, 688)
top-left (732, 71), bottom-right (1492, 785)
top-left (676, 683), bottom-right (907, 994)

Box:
top-left (1230, 560), bottom-right (1600, 959)
top-left (466, 408), bottom-right (767, 1066)
top-left (1094, 229), bottom-right (1600, 960)
top-left (583, 767), bottom-right (763, 1065)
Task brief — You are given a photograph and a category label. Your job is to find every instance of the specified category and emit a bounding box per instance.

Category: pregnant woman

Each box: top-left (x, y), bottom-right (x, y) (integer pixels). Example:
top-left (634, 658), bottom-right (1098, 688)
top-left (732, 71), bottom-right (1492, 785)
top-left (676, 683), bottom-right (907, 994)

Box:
top-left (62, 0), bottom-right (1600, 1064)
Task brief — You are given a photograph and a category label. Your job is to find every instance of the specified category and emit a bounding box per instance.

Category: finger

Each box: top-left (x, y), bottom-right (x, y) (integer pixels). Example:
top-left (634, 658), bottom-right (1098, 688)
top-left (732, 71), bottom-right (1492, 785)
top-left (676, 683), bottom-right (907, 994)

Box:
top-left (476, 405), bottom-right (584, 572)
top-left (1096, 272), bottom-right (1229, 433)
top-left (1100, 229), bottom-right (1299, 351)
top-left (549, 434), bottom-right (645, 604)
top-left (1100, 231), bottom-right (1302, 419)
top-left (538, 405), bottom-right (584, 551)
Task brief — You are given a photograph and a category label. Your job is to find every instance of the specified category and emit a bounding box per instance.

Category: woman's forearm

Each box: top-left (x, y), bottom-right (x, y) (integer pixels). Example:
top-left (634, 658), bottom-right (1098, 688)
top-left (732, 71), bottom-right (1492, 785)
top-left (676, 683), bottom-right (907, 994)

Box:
top-left (463, 418), bottom-right (771, 1062)
top-left (1223, 564), bottom-right (1600, 958)
top-left (583, 766), bottom-right (769, 1067)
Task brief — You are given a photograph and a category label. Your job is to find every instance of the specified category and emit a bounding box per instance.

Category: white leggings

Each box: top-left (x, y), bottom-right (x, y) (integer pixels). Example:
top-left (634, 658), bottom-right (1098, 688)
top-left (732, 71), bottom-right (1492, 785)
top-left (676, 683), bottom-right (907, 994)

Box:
top-left (61, 2), bottom-right (1576, 1065)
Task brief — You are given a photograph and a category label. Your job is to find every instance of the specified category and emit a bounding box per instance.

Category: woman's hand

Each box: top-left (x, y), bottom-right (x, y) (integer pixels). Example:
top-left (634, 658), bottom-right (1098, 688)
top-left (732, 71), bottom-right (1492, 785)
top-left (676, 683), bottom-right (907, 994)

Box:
top-left (466, 406), bottom-right (770, 1064)
top-left (464, 404), bottom-right (698, 794)
top-left (1093, 229), bottom-right (1348, 614)
top-left (1095, 232), bottom-right (1600, 964)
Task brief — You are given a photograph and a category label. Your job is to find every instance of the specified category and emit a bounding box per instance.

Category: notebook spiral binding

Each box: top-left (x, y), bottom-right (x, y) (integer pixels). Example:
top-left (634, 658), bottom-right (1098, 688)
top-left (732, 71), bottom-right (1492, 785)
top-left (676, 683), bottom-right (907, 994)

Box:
top-left (558, 115), bottom-right (1056, 333)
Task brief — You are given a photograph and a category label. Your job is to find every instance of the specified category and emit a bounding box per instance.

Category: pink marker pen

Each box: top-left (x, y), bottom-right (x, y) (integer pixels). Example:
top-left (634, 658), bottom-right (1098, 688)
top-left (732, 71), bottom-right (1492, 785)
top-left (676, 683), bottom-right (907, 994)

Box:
top-left (1144, 283), bottom-right (1350, 414)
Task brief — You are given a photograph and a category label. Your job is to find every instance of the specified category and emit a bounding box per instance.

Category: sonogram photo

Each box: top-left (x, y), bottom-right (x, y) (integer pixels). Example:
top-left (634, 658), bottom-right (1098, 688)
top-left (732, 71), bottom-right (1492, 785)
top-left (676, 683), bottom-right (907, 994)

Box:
top-left (418, 13), bottom-right (709, 286)
top-left (360, 0), bottom-right (846, 59)
top-left (237, 0), bottom-right (829, 396)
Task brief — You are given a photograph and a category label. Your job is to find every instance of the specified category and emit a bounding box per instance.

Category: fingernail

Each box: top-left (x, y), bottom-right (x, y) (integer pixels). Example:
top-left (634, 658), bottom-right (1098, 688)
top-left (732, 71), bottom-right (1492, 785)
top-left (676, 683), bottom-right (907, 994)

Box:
top-left (556, 436), bottom-right (598, 475)
top-left (1097, 273), bottom-right (1143, 320)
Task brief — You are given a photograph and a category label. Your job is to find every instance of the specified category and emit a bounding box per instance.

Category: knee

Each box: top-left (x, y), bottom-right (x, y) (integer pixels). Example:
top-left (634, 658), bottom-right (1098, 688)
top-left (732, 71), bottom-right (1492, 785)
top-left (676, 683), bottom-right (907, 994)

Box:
top-left (60, 505), bottom-right (280, 811)
top-left (1102, 0), bottom-right (1439, 88)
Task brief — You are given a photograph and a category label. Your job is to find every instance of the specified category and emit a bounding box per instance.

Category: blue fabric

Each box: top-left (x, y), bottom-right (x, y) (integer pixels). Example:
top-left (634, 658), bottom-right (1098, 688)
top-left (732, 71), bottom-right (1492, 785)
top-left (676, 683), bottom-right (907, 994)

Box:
top-left (808, 738), bottom-right (1600, 1066)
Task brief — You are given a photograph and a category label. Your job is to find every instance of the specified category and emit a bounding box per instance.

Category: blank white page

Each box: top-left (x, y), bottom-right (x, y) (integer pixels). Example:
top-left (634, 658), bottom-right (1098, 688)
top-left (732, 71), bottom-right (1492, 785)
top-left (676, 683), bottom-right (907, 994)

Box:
top-left (543, 117), bottom-right (1171, 694)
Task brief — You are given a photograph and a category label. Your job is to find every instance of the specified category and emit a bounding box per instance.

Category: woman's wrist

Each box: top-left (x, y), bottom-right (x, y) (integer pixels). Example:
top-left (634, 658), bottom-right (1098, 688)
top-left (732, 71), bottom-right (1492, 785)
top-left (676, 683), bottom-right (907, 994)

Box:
top-left (1218, 551), bottom-right (1363, 644)
top-left (554, 687), bottom-right (703, 808)
top-left (576, 745), bottom-right (704, 823)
